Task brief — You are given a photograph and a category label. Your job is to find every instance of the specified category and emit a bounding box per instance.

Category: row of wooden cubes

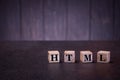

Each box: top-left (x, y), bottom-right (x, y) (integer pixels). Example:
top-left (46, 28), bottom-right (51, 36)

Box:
top-left (48, 50), bottom-right (110, 63)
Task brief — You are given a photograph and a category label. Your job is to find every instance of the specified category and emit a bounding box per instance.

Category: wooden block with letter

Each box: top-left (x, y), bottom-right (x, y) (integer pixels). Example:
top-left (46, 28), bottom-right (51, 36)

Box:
top-left (97, 51), bottom-right (110, 63)
top-left (48, 50), bottom-right (60, 63)
top-left (80, 51), bottom-right (93, 63)
top-left (64, 50), bottom-right (75, 63)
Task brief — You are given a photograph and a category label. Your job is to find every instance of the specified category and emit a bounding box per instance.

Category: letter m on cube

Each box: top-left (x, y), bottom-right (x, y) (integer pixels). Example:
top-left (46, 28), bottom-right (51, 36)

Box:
top-left (48, 51), bottom-right (60, 63)
top-left (80, 51), bottom-right (93, 63)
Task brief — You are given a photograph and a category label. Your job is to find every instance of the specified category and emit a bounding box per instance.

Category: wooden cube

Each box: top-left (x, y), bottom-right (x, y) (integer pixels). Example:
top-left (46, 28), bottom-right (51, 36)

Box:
top-left (48, 51), bottom-right (60, 63)
top-left (64, 50), bottom-right (75, 63)
top-left (80, 51), bottom-right (93, 63)
top-left (97, 51), bottom-right (110, 63)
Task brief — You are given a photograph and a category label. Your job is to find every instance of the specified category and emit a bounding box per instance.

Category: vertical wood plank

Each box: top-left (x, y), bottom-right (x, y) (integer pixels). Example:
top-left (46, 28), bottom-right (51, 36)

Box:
top-left (0, 0), bottom-right (20, 40)
top-left (0, 0), bottom-right (7, 40)
top-left (67, 0), bottom-right (90, 40)
top-left (44, 0), bottom-right (67, 40)
top-left (91, 0), bottom-right (113, 40)
top-left (114, 0), bottom-right (120, 40)
top-left (21, 0), bottom-right (44, 40)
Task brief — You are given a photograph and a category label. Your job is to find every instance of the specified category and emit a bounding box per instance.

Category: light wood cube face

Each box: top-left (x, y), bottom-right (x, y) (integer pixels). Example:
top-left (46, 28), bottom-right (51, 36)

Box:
top-left (97, 51), bottom-right (110, 63)
top-left (48, 51), bottom-right (60, 63)
top-left (80, 51), bottom-right (93, 63)
top-left (64, 51), bottom-right (75, 63)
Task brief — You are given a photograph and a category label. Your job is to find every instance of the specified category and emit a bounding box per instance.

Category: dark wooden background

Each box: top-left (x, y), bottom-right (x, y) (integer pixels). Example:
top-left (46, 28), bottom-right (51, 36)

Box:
top-left (0, 41), bottom-right (120, 80)
top-left (0, 0), bottom-right (120, 40)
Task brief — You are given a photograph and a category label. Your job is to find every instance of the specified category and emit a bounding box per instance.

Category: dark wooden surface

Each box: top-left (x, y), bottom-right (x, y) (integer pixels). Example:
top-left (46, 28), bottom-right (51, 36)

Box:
top-left (0, 41), bottom-right (120, 80)
top-left (0, 0), bottom-right (120, 40)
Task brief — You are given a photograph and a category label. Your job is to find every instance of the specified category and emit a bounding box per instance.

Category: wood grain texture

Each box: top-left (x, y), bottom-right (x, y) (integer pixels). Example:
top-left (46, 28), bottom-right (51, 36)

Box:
top-left (0, 0), bottom-right (7, 40)
top-left (67, 0), bottom-right (90, 40)
top-left (44, 0), bottom-right (67, 40)
top-left (0, 0), bottom-right (20, 40)
top-left (21, 0), bottom-right (44, 40)
top-left (91, 0), bottom-right (114, 40)
top-left (0, 41), bottom-right (120, 80)
top-left (0, 0), bottom-right (120, 40)
top-left (114, 0), bottom-right (120, 40)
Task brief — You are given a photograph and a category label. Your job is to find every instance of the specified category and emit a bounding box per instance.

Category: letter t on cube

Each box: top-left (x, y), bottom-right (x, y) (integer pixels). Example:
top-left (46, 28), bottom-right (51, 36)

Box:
top-left (48, 51), bottom-right (60, 63)
top-left (80, 51), bottom-right (93, 63)
top-left (64, 50), bottom-right (75, 63)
